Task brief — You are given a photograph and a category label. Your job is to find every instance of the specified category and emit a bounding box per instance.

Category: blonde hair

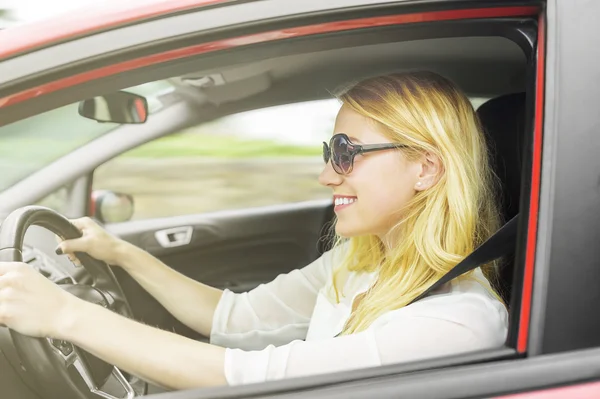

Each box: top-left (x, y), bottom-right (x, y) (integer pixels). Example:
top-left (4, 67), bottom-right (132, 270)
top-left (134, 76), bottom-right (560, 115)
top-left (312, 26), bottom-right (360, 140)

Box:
top-left (330, 71), bottom-right (502, 335)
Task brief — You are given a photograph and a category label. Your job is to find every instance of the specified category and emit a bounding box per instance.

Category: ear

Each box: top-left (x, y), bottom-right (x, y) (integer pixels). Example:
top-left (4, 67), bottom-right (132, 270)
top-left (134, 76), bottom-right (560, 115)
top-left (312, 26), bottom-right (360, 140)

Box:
top-left (414, 151), bottom-right (443, 191)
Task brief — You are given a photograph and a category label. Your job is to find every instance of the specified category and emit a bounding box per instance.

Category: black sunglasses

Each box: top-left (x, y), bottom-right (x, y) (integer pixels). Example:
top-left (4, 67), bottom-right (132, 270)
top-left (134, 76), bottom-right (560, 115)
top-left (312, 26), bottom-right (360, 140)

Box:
top-left (322, 133), bottom-right (407, 175)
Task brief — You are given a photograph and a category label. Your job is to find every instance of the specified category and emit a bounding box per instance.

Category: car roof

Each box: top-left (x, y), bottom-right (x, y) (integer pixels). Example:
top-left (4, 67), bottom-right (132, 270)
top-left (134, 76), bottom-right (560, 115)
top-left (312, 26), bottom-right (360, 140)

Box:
top-left (0, 0), bottom-right (232, 61)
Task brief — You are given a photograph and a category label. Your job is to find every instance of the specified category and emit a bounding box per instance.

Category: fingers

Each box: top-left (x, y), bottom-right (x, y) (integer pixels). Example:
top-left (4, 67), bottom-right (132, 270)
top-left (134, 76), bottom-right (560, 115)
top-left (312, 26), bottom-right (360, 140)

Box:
top-left (65, 254), bottom-right (82, 267)
top-left (0, 264), bottom-right (27, 327)
top-left (55, 237), bottom-right (88, 255)
top-left (54, 244), bottom-right (83, 267)
top-left (54, 218), bottom-right (100, 267)
top-left (69, 217), bottom-right (97, 231)
top-left (55, 217), bottom-right (96, 255)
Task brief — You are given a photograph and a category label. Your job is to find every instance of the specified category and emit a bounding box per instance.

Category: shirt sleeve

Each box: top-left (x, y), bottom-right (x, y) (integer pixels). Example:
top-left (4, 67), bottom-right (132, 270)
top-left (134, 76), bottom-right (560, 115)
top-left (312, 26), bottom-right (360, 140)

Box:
top-left (210, 246), bottom-right (342, 351)
top-left (223, 312), bottom-right (506, 385)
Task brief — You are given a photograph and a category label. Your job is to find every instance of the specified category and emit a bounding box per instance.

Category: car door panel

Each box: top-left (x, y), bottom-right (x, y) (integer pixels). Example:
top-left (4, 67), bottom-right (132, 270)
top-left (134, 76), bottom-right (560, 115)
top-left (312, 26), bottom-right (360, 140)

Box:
top-left (157, 237), bottom-right (316, 293)
top-left (110, 199), bottom-right (332, 287)
top-left (106, 200), bottom-right (333, 337)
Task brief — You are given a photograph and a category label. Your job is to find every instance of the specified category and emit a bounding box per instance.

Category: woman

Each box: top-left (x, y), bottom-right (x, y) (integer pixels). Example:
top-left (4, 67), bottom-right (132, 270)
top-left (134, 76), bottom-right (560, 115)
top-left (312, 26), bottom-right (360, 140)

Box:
top-left (0, 71), bottom-right (508, 389)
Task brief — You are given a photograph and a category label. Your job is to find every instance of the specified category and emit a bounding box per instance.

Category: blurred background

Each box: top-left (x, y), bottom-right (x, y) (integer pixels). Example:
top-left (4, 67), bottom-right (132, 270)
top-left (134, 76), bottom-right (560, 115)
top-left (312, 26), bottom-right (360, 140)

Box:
top-left (0, 1), bottom-right (339, 220)
top-left (1, 2), bottom-right (483, 223)
top-left (0, 0), bottom-right (108, 27)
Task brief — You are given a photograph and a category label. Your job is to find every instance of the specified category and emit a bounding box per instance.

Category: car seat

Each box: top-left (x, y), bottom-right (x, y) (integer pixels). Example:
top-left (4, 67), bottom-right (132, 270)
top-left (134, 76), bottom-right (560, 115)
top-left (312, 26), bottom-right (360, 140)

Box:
top-left (476, 92), bottom-right (527, 302)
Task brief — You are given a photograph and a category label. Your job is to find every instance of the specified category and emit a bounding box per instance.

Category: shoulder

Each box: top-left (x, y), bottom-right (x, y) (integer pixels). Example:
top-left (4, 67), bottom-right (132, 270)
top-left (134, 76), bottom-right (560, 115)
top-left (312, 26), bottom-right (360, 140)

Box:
top-left (376, 269), bottom-right (508, 344)
top-left (296, 240), bottom-right (351, 288)
top-left (307, 240), bottom-right (351, 275)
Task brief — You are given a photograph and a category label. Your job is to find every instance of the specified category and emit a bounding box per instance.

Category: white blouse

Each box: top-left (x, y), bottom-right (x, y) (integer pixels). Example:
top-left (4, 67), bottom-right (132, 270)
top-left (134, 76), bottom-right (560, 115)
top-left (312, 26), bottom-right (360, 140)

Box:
top-left (210, 244), bottom-right (508, 385)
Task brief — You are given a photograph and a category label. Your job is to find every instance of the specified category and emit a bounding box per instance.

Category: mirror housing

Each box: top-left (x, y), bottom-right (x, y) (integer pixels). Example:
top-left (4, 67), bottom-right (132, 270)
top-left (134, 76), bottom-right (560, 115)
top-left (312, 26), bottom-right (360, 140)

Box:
top-left (91, 191), bottom-right (134, 224)
top-left (78, 91), bottom-right (148, 124)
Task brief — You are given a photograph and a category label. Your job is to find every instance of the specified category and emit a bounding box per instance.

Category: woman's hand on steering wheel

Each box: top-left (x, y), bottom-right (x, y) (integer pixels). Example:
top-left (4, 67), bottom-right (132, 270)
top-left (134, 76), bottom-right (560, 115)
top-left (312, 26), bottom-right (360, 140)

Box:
top-left (0, 262), bottom-right (80, 339)
top-left (55, 217), bottom-right (129, 267)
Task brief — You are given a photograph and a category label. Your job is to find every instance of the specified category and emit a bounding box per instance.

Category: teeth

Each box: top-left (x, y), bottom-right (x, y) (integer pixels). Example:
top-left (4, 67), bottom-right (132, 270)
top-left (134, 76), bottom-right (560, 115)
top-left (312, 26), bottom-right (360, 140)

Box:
top-left (335, 197), bottom-right (356, 206)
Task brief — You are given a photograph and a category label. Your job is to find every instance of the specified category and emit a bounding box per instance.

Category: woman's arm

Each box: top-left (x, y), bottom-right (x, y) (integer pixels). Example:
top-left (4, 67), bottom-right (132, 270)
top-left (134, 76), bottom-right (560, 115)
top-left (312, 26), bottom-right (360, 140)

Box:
top-left (62, 298), bottom-right (227, 390)
top-left (116, 242), bottom-right (223, 337)
top-left (0, 261), bottom-right (226, 390)
top-left (58, 217), bottom-right (337, 347)
top-left (57, 217), bottom-right (223, 337)
top-left (0, 261), bottom-right (505, 389)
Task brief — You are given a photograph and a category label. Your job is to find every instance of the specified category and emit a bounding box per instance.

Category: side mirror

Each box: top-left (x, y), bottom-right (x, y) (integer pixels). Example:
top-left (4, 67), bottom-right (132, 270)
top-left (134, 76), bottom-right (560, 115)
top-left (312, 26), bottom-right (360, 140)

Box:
top-left (91, 190), bottom-right (134, 224)
top-left (78, 91), bottom-right (148, 124)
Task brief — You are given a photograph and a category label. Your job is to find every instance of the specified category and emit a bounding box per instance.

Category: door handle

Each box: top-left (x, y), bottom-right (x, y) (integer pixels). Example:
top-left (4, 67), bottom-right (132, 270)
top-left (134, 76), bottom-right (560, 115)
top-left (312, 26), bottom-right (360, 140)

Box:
top-left (154, 226), bottom-right (193, 248)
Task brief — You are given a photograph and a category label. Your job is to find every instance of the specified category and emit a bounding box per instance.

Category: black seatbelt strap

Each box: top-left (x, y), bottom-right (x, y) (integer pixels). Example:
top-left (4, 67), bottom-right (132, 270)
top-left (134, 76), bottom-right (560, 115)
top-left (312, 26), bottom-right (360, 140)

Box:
top-left (407, 213), bottom-right (519, 306)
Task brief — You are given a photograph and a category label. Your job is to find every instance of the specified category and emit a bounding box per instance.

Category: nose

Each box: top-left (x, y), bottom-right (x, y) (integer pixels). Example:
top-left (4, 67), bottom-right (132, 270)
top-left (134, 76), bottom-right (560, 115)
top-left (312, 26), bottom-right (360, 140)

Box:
top-left (318, 160), bottom-right (343, 187)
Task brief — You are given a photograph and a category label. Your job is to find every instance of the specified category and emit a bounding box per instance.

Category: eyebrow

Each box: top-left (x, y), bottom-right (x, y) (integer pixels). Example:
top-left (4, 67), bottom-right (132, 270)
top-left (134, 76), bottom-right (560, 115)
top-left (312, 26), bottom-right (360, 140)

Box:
top-left (347, 135), bottom-right (363, 144)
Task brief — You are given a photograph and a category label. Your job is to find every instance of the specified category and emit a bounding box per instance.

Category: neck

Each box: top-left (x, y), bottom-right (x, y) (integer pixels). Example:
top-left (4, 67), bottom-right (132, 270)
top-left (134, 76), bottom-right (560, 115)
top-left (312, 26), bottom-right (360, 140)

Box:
top-left (379, 229), bottom-right (400, 255)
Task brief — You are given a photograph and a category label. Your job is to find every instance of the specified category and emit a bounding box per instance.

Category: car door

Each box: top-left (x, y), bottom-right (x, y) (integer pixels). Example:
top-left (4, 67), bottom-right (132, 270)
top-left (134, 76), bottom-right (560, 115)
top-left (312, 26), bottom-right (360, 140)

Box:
top-left (6, 0), bottom-right (599, 398)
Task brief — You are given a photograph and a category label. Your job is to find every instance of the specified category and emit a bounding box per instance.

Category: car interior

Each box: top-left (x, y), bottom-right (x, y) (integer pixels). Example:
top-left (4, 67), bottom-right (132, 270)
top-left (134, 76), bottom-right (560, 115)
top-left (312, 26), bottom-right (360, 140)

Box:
top-left (105, 33), bottom-right (530, 341)
top-left (0, 19), bottom-right (536, 398)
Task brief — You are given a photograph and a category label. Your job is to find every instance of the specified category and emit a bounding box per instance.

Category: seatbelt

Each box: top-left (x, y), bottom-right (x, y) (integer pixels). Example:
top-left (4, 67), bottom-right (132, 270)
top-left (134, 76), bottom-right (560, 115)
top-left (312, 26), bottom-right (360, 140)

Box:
top-left (407, 213), bottom-right (519, 306)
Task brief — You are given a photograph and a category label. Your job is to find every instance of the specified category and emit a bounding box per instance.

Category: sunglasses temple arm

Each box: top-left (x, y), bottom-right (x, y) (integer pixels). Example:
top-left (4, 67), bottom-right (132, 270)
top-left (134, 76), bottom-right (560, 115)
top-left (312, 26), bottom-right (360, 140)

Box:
top-left (359, 144), bottom-right (404, 153)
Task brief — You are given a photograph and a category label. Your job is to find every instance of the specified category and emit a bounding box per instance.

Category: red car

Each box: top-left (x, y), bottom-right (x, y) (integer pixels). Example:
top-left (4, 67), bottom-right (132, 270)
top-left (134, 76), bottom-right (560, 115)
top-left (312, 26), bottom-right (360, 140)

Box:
top-left (1, 0), bottom-right (598, 398)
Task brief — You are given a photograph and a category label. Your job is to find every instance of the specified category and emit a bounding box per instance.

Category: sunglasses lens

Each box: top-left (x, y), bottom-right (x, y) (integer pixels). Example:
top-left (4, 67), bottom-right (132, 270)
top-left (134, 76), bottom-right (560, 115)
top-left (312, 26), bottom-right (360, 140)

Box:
top-left (322, 142), bottom-right (330, 164)
top-left (332, 135), bottom-right (353, 174)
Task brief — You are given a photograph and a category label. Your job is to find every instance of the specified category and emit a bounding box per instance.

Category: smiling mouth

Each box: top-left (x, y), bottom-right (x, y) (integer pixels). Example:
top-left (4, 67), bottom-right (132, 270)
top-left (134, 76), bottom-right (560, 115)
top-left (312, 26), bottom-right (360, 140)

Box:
top-left (334, 197), bottom-right (356, 206)
top-left (334, 197), bottom-right (357, 211)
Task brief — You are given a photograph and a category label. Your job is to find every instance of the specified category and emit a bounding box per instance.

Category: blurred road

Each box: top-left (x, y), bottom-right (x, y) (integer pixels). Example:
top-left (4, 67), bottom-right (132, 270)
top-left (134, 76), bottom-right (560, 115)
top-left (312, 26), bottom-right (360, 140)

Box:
top-left (93, 157), bottom-right (329, 219)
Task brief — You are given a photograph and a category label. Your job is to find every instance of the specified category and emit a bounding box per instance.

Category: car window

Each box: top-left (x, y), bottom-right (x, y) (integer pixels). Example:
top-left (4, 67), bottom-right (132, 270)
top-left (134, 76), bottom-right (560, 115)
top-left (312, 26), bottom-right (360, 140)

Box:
top-left (471, 97), bottom-right (489, 110)
top-left (92, 99), bottom-right (341, 221)
top-left (36, 184), bottom-right (71, 215)
top-left (0, 80), bottom-right (175, 193)
top-left (0, 104), bottom-right (118, 192)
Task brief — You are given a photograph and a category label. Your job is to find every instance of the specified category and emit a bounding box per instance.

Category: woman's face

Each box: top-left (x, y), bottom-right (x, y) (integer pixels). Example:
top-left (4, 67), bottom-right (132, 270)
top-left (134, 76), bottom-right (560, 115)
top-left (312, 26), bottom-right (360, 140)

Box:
top-left (318, 104), bottom-right (425, 239)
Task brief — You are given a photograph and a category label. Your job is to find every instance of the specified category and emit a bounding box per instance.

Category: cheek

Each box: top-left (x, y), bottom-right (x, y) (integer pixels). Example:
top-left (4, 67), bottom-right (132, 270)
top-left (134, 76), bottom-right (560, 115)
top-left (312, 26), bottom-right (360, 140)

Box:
top-left (361, 154), bottom-right (416, 203)
top-left (364, 172), bottom-right (414, 212)
top-left (344, 155), bottom-right (417, 234)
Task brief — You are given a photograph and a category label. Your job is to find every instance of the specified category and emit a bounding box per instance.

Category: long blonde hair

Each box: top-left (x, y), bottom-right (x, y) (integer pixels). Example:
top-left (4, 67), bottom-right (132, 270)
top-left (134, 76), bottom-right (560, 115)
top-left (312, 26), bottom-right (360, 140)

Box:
top-left (330, 71), bottom-right (502, 335)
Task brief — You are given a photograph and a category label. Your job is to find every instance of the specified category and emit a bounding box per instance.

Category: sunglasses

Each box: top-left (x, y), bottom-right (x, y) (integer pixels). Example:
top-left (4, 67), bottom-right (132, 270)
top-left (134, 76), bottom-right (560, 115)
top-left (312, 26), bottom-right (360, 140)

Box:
top-left (323, 133), bottom-right (408, 175)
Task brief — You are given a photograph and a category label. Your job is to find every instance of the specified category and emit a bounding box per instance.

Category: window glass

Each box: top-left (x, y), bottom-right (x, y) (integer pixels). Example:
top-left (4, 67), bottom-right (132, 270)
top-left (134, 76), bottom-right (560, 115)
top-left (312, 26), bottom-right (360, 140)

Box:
top-left (0, 80), bottom-right (175, 193)
top-left (0, 104), bottom-right (118, 192)
top-left (93, 99), bottom-right (341, 221)
top-left (36, 184), bottom-right (70, 215)
top-left (471, 97), bottom-right (490, 110)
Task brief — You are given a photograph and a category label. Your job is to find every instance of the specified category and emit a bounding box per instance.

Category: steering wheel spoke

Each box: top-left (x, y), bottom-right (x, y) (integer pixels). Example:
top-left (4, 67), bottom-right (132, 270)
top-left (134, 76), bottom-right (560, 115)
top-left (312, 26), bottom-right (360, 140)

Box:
top-left (46, 337), bottom-right (139, 399)
top-left (47, 338), bottom-right (77, 366)
top-left (71, 354), bottom-right (137, 399)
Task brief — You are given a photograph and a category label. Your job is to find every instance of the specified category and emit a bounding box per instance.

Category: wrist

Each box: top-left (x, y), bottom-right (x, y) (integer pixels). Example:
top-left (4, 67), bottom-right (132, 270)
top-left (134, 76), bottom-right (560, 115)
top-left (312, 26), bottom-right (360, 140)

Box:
top-left (113, 239), bottom-right (137, 269)
top-left (53, 294), bottom-right (90, 341)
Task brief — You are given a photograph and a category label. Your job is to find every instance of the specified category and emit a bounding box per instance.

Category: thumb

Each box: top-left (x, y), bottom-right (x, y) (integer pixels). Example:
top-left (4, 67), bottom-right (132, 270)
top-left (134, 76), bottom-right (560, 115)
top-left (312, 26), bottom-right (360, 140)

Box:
top-left (55, 237), bottom-right (88, 255)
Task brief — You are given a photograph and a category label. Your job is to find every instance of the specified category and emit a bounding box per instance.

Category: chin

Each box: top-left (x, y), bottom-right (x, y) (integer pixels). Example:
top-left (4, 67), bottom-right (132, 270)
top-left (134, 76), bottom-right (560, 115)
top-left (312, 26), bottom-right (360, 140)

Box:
top-left (335, 222), bottom-right (366, 238)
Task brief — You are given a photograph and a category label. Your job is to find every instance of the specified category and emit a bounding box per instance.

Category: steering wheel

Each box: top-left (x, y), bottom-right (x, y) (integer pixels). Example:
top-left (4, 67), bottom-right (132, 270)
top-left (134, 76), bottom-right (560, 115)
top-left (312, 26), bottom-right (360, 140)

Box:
top-left (0, 206), bottom-right (147, 399)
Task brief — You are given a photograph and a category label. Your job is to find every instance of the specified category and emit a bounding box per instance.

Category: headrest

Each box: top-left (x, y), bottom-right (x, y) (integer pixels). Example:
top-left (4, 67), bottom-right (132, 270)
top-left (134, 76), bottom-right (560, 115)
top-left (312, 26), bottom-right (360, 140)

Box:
top-left (477, 93), bottom-right (527, 221)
